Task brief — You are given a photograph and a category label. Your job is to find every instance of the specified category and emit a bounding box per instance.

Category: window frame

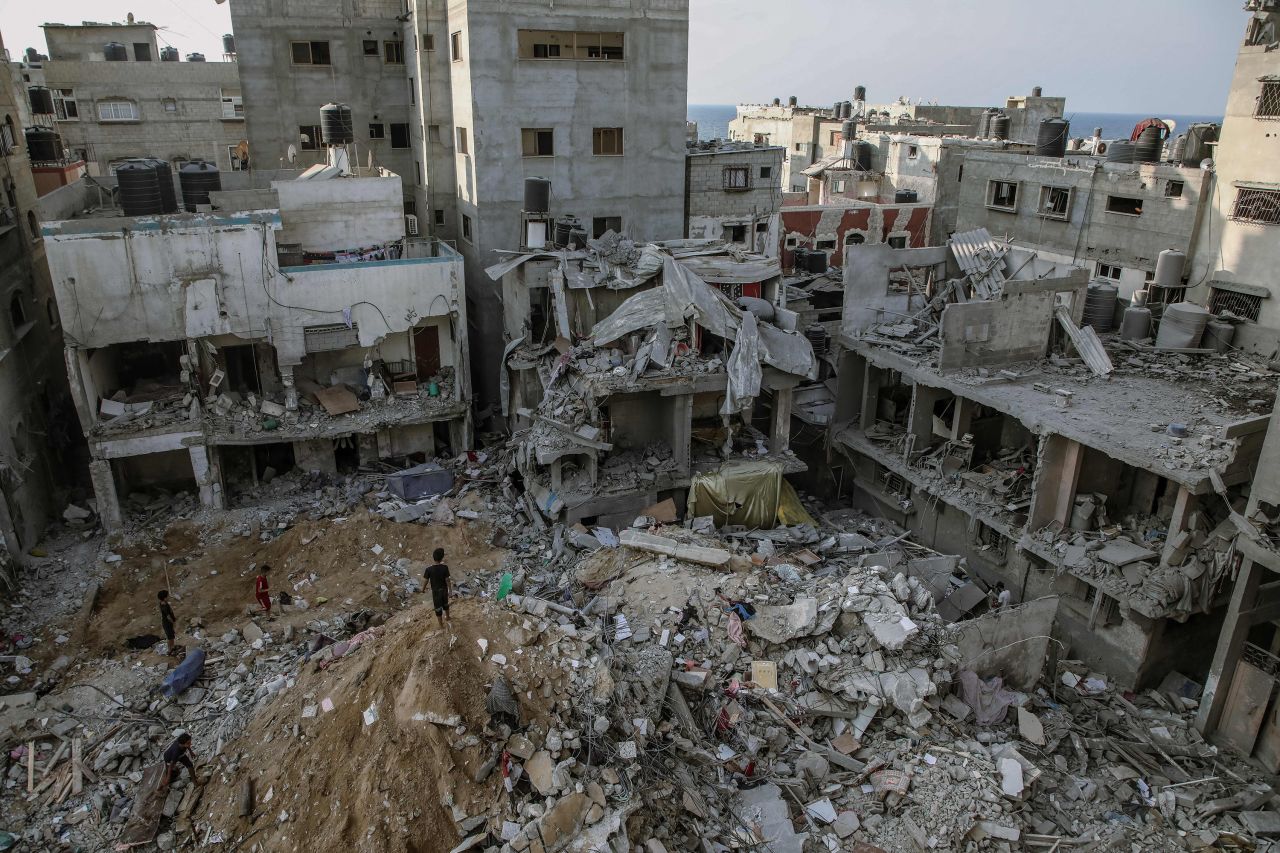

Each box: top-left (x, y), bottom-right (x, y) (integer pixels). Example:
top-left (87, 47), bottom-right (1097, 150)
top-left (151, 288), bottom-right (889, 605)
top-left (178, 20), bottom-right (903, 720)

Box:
top-left (986, 179), bottom-right (1019, 212)
top-left (907, 144), bottom-right (919, 160)
top-left (1230, 186), bottom-right (1280, 225)
top-left (461, 212), bottom-right (474, 244)
top-left (96, 99), bottom-right (139, 122)
top-left (456, 127), bottom-right (469, 155)
top-left (423, 32), bottom-right (435, 51)
top-left (450, 31), bottom-right (463, 62)
top-left (521, 128), bottom-right (555, 157)
top-left (723, 165), bottom-right (751, 191)
top-left (1096, 262), bottom-right (1122, 281)
top-left (290, 40), bottom-right (332, 66)
top-left (53, 89), bottom-right (78, 121)
top-left (369, 123), bottom-right (386, 140)
top-left (1037, 185), bottom-right (1072, 221)
top-left (362, 39), bottom-right (380, 57)
top-left (592, 127), bottom-right (624, 156)
top-left (434, 209), bottom-right (445, 226)
top-left (1105, 195), bottom-right (1144, 217)
top-left (517, 29), bottom-right (624, 61)
top-left (1208, 286), bottom-right (1264, 321)
top-left (390, 123), bottom-right (411, 149)
top-left (760, 165), bottom-right (772, 179)
top-left (384, 40), bottom-right (405, 64)
top-left (220, 88), bottom-right (243, 120)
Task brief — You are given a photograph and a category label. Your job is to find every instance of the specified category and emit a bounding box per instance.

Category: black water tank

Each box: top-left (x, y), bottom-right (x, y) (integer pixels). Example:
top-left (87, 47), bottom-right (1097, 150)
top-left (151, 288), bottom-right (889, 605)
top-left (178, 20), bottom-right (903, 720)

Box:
top-left (147, 159), bottom-right (178, 213)
top-left (222, 34), bottom-right (236, 55)
top-left (186, 53), bottom-right (206, 62)
top-left (805, 250), bottom-right (829, 274)
top-left (24, 128), bottom-right (61, 162)
top-left (116, 160), bottom-right (165, 216)
top-left (524, 177), bottom-right (551, 213)
top-left (788, 95), bottom-right (797, 107)
top-left (1107, 140), bottom-right (1136, 164)
top-left (854, 85), bottom-right (866, 102)
top-left (852, 140), bottom-right (874, 172)
top-left (179, 160), bottom-right (222, 211)
top-left (990, 113), bottom-right (1011, 140)
top-left (28, 86), bottom-right (54, 115)
top-left (104, 42), bottom-right (128, 61)
top-left (554, 218), bottom-right (574, 247)
top-left (1032, 85), bottom-right (1043, 97)
top-left (895, 189), bottom-right (918, 203)
top-left (160, 46), bottom-right (179, 62)
top-left (1183, 123), bottom-right (1219, 167)
top-left (1036, 117), bottom-right (1070, 157)
top-left (977, 108), bottom-right (997, 138)
top-left (319, 102), bottom-right (354, 145)
top-left (1134, 124), bottom-right (1164, 163)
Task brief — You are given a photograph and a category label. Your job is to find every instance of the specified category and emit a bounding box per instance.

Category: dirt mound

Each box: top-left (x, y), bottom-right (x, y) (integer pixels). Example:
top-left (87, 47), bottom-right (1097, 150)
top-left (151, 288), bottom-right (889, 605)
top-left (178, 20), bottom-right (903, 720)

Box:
top-left (76, 512), bottom-right (502, 662)
top-left (197, 598), bottom-right (560, 853)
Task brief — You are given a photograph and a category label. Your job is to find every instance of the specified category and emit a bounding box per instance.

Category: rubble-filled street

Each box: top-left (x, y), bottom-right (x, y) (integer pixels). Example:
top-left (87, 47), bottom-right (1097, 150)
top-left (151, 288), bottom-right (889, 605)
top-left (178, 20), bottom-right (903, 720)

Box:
top-left (0, 450), bottom-right (1275, 853)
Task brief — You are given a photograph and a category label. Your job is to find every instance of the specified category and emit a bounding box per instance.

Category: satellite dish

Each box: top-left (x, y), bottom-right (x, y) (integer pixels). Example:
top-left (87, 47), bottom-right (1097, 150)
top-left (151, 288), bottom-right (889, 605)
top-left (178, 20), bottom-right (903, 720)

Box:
top-left (286, 144), bottom-right (297, 163)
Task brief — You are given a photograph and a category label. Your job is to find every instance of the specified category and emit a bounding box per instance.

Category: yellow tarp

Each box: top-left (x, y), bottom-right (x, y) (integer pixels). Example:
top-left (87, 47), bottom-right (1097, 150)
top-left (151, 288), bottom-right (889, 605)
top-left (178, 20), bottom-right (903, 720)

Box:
top-left (687, 460), bottom-right (816, 529)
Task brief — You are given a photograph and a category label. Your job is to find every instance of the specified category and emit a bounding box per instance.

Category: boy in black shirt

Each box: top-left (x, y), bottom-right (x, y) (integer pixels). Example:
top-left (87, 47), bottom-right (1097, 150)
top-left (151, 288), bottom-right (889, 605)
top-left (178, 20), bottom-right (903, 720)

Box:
top-left (162, 731), bottom-right (200, 787)
top-left (424, 547), bottom-right (451, 628)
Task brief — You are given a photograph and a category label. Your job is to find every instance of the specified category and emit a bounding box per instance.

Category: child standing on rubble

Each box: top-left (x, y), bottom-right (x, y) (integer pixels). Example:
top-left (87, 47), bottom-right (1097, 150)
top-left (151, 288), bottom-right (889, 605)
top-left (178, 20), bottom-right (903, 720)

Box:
top-left (254, 565), bottom-right (272, 616)
top-left (424, 548), bottom-right (452, 629)
top-left (158, 590), bottom-right (177, 656)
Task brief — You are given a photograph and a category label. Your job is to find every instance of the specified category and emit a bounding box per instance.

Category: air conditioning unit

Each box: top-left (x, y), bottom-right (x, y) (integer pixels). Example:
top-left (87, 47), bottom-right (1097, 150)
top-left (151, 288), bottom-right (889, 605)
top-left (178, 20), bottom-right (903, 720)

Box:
top-left (405, 213), bottom-right (419, 236)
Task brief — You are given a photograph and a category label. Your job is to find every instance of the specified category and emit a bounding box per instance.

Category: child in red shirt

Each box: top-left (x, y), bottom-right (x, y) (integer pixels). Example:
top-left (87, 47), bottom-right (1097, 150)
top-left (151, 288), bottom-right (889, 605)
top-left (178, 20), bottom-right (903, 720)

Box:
top-left (254, 565), bottom-right (271, 614)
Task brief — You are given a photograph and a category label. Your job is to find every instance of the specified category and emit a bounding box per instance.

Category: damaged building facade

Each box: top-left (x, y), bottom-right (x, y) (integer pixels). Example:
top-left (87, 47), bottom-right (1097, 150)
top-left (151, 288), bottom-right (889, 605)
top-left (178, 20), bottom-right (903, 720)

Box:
top-left (827, 233), bottom-right (1273, 688)
top-left (684, 140), bottom-right (783, 254)
top-left (40, 170), bottom-right (471, 530)
top-left (493, 238), bottom-right (814, 527)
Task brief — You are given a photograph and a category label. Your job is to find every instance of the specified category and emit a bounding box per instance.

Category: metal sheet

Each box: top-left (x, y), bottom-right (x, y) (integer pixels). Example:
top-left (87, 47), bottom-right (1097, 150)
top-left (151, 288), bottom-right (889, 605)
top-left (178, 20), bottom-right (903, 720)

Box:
top-left (949, 228), bottom-right (1009, 299)
top-left (1219, 659), bottom-right (1274, 757)
top-left (1054, 306), bottom-right (1114, 376)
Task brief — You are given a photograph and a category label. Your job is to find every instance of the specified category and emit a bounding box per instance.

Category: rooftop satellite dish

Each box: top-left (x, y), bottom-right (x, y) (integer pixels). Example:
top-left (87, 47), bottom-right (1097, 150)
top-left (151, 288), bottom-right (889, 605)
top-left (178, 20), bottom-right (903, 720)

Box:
top-left (287, 143), bottom-right (297, 163)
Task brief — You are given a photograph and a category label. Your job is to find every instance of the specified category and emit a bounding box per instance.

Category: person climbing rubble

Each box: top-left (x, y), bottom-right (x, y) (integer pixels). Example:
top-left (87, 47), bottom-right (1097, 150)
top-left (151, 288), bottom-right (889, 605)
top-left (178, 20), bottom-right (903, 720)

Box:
top-left (161, 731), bottom-right (201, 789)
top-left (254, 564), bottom-right (272, 615)
top-left (424, 547), bottom-right (452, 628)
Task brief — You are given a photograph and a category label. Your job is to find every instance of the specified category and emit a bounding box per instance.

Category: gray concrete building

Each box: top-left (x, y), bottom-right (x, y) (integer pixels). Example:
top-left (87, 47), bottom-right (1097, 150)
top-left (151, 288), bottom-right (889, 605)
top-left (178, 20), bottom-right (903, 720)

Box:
top-left (955, 150), bottom-right (1208, 301)
top-left (1188, 0), bottom-right (1280, 346)
top-left (0, 32), bottom-right (83, 560)
top-left (684, 142), bottom-right (784, 255)
top-left (20, 20), bottom-right (246, 177)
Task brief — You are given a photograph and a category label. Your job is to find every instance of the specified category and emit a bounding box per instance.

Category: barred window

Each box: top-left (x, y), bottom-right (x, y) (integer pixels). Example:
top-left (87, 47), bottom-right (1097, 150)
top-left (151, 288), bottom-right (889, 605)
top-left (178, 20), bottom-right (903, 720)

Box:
top-left (723, 165), bottom-right (750, 190)
top-left (1209, 288), bottom-right (1263, 322)
top-left (1256, 80), bottom-right (1280, 119)
top-left (1231, 187), bottom-right (1280, 224)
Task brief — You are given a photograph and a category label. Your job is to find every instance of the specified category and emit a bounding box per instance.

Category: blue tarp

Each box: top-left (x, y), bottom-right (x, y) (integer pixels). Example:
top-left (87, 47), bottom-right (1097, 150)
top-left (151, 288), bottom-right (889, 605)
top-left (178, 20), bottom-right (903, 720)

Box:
top-left (161, 648), bottom-right (205, 698)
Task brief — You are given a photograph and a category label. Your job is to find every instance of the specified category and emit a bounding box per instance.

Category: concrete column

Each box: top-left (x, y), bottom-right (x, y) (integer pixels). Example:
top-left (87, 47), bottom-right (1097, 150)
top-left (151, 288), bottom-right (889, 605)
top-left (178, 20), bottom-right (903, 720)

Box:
top-left (89, 459), bottom-right (123, 533)
top-left (906, 384), bottom-right (948, 456)
top-left (448, 410), bottom-right (474, 455)
top-left (833, 350), bottom-right (865, 426)
top-left (671, 395), bottom-right (692, 474)
top-left (859, 363), bottom-right (884, 430)
top-left (280, 365), bottom-right (298, 412)
top-left (1196, 556), bottom-right (1263, 738)
top-left (188, 444), bottom-right (224, 510)
top-left (1029, 435), bottom-right (1084, 530)
top-left (1162, 485), bottom-right (1199, 566)
top-left (769, 387), bottom-right (794, 454)
top-left (950, 396), bottom-right (978, 441)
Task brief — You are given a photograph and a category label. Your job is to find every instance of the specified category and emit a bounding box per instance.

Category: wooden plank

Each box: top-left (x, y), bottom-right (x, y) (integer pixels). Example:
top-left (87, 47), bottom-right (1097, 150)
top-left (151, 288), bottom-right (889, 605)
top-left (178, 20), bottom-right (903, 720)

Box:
top-left (71, 737), bottom-right (83, 795)
top-left (1222, 414), bottom-right (1272, 440)
top-left (1218, 659), bottom-right (1275, 757)
top-left (26, 740), bottom-right (34, 793)
top-left (42, 739), bottom-right (69, 775)
top-left (1252, 692), bottom-right (1280, 773)
top-left (1054, 306), bottom-right (1113, 376)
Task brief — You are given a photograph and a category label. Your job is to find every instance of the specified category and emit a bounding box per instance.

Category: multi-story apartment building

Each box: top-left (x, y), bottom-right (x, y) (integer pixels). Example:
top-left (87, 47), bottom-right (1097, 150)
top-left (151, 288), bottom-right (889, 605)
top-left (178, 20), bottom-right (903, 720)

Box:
top-left (1188, 0), bottom-right (1280, 351)
top-left (19, 20), bottom-right (246, 178)
top-left (39, 169), bottom-right (471, 530)
top-left (0, 33), bottom-right (82, 559)
top-left (684, 141), bottom-right (784, 254)
top-left (230, 0), bottom-right (690, 411)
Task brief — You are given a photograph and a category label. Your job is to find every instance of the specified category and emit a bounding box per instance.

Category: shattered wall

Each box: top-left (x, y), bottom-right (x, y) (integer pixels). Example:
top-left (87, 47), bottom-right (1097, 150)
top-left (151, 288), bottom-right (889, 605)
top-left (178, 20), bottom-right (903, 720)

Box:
top-left (950, 596), bottom-right (1058, 690)
top-left (781, 203), bottom-right (931, 271)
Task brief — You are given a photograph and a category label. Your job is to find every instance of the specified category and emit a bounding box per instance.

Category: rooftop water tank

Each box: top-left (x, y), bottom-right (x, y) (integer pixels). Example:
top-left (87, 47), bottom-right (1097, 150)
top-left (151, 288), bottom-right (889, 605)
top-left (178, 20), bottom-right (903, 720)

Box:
top-left (524, 177), bottom-right (551, 213)
top-left (1032, 85), bottom-right (1043, 97)
top-left (1036, 117), bottom-right (1070, 157)
top-left (1083, 282), bottom-right (1119, 332)
top-left (186, 53), bottom-right (206, 63)
top-left (160, 46), bottom-right (179, 62)
top-left (104, 42), bottom-right (128, 61)
top-left (319, 102), bottom-right (354, 145)
top-left (27, 86), bottom-right (54, 115)
top-left (854, 85), bottom-right (866, 102)
top-left (895, 189), bottom-right (918, 204)
top-left (24, 128), bottom-right (61, 163)
top-left (1156, 302), bottom-right (1210, 349)
top-left (147, 159), bottom-right (178, 213)
top-left (990, 113), bottom-right (1010, 140)
top-left (179, 160), bottom-right (222, 211)
top-left (1154, 249), bottom-right (1186, 291)
top-left (852, 140), bottom-right (874, 172)
top-left (1106, 140), bottom-right (1136, 164)
top-left (116, 160), bottom-right (165, 216)
top-left (1134, 124), bottom-right (1164, 163)
top-left (1170, 133), bottom-right (1187, 164)
top-left (788, 95), bottom-right (797, 107)
top-left (1183, 123), bottom-right (1219, 167)
top-left (223, 34), bottom-right (236, 55)
top-left (977, 108), bottom-right (997, 138)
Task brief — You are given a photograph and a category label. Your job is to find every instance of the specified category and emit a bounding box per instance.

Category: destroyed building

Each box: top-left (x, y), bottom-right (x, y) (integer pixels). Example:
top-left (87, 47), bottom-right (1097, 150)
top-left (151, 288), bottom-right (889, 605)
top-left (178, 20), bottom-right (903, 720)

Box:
top-left (492, 237), bottom-right (815, 526)
top-left (683, 140), bottom-right (784, 254)
top-left (39, 165), bottom-right (471, 530)
top-left (828, 232), bottom-right (1276, 688)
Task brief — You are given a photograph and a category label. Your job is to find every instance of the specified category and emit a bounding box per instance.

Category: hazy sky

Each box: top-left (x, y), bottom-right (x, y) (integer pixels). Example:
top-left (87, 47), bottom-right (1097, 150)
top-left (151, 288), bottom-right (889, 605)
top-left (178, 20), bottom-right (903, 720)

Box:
top-left (0, 1), bottom-right (1242, 115)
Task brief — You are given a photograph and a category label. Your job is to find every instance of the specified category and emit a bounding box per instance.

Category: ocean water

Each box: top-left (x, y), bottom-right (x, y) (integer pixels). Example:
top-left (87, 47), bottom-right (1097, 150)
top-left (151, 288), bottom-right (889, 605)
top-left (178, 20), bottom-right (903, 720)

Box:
top-left (686, 104), bottom-right (1223, 143)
